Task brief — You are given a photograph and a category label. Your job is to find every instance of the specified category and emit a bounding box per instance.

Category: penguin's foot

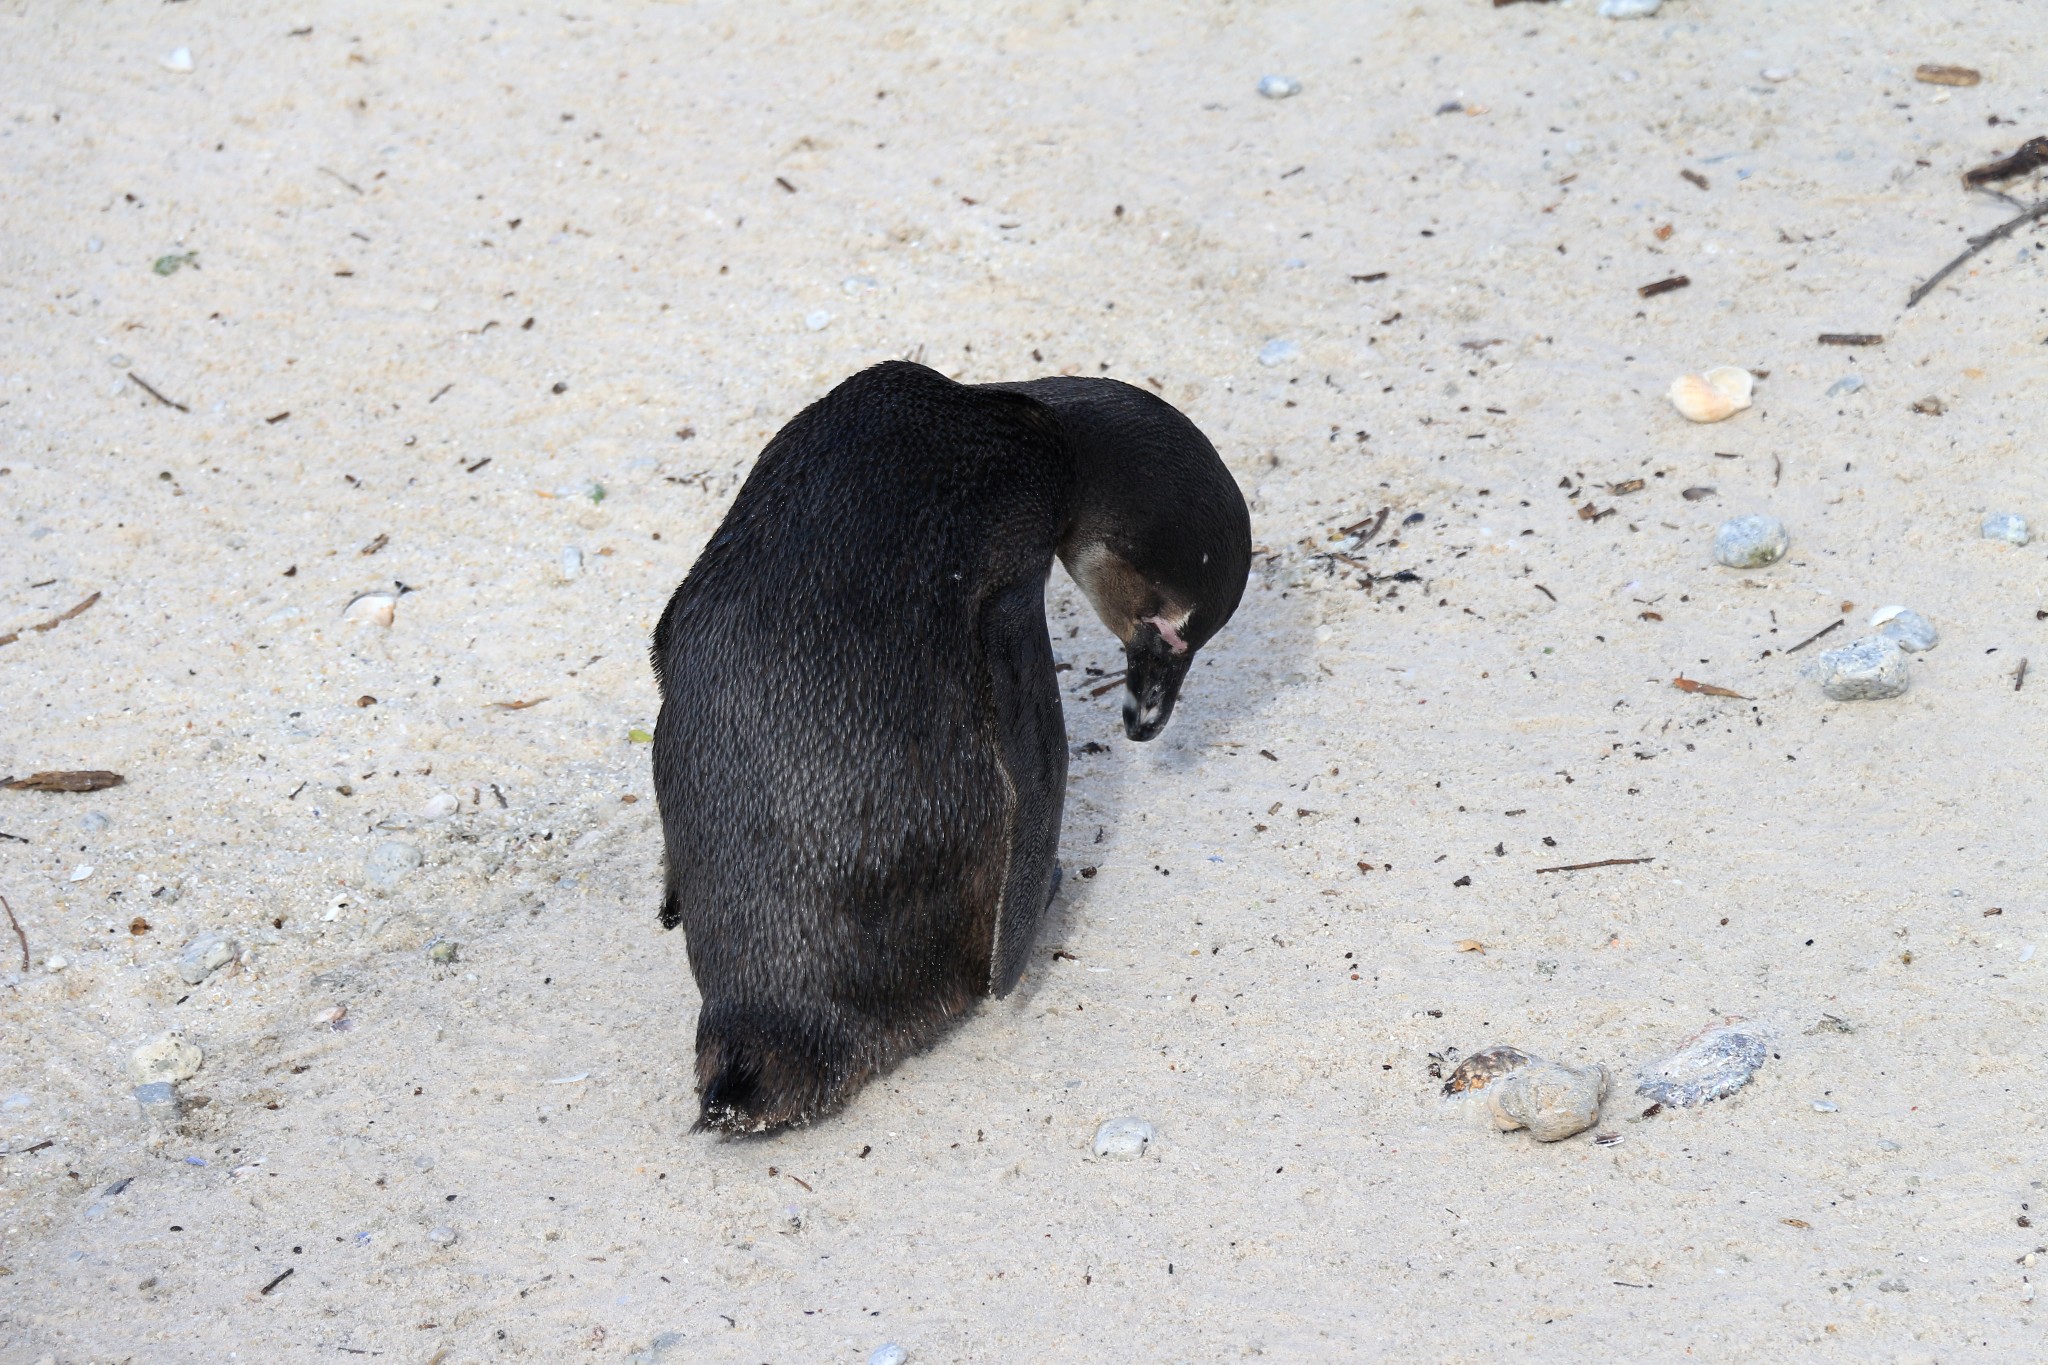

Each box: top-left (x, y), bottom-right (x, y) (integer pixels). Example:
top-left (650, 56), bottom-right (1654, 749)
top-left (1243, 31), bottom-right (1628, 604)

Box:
top-left (693, 1003), bottom-right (871, 1134)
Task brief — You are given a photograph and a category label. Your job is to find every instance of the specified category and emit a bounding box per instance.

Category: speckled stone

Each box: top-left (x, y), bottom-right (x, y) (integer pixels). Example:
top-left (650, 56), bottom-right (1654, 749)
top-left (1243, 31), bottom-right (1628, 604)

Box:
top-left (131, 1035), bottom-right (203, 1085)
top-left (1981, 513), bottom-right (2031, 546)
top-left (1488, 1061), bottom-right (1607, 1141)
top-left (176, 933), bottom-right (239, 985)
top-left (1869, 606), bottom-right (1937, 652)
top-left (1713, 514), bottom-right (1789, 569)
top-left (1811, 635), bottom-right (1910, 701)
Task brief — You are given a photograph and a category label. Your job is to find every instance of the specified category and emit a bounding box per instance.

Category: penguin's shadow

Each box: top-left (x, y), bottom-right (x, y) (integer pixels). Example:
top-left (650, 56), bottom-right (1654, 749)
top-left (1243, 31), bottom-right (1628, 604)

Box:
top-left (1004, 563), bottom-right (1314, 1012)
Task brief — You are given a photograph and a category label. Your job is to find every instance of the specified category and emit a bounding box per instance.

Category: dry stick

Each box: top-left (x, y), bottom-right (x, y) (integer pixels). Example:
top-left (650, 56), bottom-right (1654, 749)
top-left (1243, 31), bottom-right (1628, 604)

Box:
top-left (1086, 672), bottom-right (1128, 699)
top-left (126, 373), bottom-right (189, 412)
top-left (1784, 618), bottom-right (1843, 653)
top-left (1906, 196), bottom-right (2048, 309)
top-left (0, 592), bottom-right (101, 649)
top-left (1535, 857), bottom-right (1654, 874)
top-left (2, 894), bottom-right (27, 971)
top-left (2017, 658), bottom-right (2030, 693)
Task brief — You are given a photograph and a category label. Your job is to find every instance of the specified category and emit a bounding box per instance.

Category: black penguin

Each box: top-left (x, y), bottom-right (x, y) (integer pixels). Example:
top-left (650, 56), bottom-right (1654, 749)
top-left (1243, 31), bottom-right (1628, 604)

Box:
top-left (650, 361), bottom-right (1249, 1132)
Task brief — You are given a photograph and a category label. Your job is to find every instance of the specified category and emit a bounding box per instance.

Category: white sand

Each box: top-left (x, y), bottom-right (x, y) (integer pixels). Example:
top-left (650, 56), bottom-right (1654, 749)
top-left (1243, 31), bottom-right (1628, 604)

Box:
top-left (4, 1), bottom-right (2045, 1359)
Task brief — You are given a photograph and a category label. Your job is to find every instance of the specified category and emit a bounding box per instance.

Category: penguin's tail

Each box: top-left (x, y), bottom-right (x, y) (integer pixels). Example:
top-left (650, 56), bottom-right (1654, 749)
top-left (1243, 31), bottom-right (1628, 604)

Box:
top-left (692, 1002), bottom-right (872, 1134)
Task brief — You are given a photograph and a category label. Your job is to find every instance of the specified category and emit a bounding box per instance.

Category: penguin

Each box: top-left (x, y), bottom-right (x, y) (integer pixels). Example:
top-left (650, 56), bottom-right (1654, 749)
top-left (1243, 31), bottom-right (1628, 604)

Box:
top-left (650, 360), bottom-right (1250, 1133)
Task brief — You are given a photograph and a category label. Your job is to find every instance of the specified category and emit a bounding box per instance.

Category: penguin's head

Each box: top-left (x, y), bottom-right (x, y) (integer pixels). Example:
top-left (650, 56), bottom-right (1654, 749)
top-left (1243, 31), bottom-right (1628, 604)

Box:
top-left (1066, 531), bottom-right (1248, 742)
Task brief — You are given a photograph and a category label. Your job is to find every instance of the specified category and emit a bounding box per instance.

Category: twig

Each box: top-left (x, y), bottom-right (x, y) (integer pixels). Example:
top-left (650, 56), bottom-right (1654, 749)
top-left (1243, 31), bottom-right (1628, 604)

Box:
top-left (259, 1267), bottom-right (295, 1295)
top-left (2016, 658), bottom-right (2030, 693)
top-left (0, 592), bottom-right (101, 648)
top-left (1907, 196), bottom-right (2048, 309)
top-left (126, 374), bottom-right (189, 412)
top-left (2, 893), bottom-right (28, 970)
top-left (1339, 506), bottom-right (1390, 544)
top-left (1533, 583), bottom-right (1557, 602)
top-left (317, 166), bottom-right (364, 195)
top-left (1086, 672), bottom-right (1128, 699)
top-left (1784, 619), bottom-right (1843, 654)
top-left (0, 1139), bottom-right (53, 1157)
top-left (1535, 858), bottom-right (1654, 874)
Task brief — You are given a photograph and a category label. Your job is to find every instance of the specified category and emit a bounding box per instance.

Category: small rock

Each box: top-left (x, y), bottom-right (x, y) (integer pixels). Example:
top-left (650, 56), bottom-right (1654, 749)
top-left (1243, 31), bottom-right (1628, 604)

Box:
top-left (341, 590), bottom-right (398, 628)
top-left (1256, 75), bottom-right (1301, 100)
top-left (1441, 1045), bottom-right (1531, 1096)
top-left (803, 309), bottom-right (833, 332)
top-left (364, 840), bottom-right (423, 891)
top-left (1878, 1279), bottom-right (1909, 1293)
top-left (133, 1082), bottom-right (183, 1121)
top-left (131, 1035), bottom-right (203, 1085)
top-left (1761, 67), bottom-right (1797, 83)
top-left (427, 1225), bottom-right (459, 1248)
top-left (559, 545), bottom-right (583, 580)
top-left (1812, 1099), bottom-right (1839, 1112)
top-left (1877, 1139), bottom-right (1902, 1152)
top-left (1257, 338), bottom-right (1301, 367)
top-left (1811, 635), bottom-right (1910, 701)
top-left (417, 792), bottom-right (459, 821)
top-left (177, 933), bottom-right (239, 985)
top-left (78, 811), bottom-right (112, 835)
top-left (1825, 375), bottom-right (1865, 397)
top-left (1712, 514), bottom-right (1789, 569)
top-left (1636, 1019), bottom-right (1768, 1108)
top-left (1091, 1117), bottom-right (1154, 1160)
top-left (869, 1345), bottom-right (909, 1365)
top-left (1598, 0), bottom-right (1661, 14)
top-left (427, 939), bottom-right (460, 964)
top-left (1869, 606), bottom-right (1937, 652)
top-left (1806, 1013), bottom-right (1855, 1035)
top-left (1488, 1062), bottom-right (1607, 1142)
top-left (44, 953), bottom-right (68, 973)
top-left (1982, 513), bottom-right (2031, 546)
top-left (160, 47), bottom-right (194, 73)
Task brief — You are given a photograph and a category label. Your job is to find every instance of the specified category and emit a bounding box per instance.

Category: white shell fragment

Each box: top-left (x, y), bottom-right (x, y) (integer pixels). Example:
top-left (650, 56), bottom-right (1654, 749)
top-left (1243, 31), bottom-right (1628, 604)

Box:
top-left (868, 1346), bottom-right (909, 1365)
top-left (1636, 1020), bottom-right (1769, 1108)
top-left (1810, 635), bottom-right (1910, 701)
top-left (160, 47), bottom-right (195, 73)
top-left (1489, 1062), bottom-right (1608, 1142)
top-left (1091, 1117), bottom-right (1154, 1160)
top-left (1256, 75), bottom-right (1302, 100)
top-left (1599, 0), bottom-right (1662, 16)
top-left (1258, 338), bottom-right (1301, 367)
top-left (341, 591), bottom-right (398, 627)
top-left (1869, 606), bottom-right (1937, 652)
top-left (1669, 366), bottom-right (1754, 423)
top-left (560, 546), bottom-right (583, 580)
top-left (131, 1034), bottom-right (204, 1085)
top-left (1712, 514), bottom-right (1789, 569)
top-left (1441, 1045), bottom-right (1532, 1096)
top-left (417, 792), bottom-right (460, 821)
top-left (1982, 513), bottom-right (2031, 546)
top-left (177, 932), bottom-right (240, 985)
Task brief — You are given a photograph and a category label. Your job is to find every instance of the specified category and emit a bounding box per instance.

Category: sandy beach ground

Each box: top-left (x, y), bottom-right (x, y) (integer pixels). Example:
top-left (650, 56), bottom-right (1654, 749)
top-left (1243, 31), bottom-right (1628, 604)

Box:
top-left (4, 1), bottom-right (2046, 1359)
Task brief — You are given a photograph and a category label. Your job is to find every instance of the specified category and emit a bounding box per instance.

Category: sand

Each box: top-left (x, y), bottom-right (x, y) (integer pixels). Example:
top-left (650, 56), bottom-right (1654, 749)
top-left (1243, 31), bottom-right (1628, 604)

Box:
top-left (3, 1), bottom-right (2045, 1359)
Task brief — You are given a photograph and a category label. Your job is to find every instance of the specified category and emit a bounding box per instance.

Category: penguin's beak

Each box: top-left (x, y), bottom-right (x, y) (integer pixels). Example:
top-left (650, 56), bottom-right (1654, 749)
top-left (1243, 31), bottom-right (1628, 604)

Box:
top-left (1121, 621), bottom-right (1193, 741)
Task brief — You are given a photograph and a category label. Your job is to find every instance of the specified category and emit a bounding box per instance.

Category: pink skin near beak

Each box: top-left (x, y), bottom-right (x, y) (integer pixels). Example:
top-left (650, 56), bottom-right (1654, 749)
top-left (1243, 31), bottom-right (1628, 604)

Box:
top-left (1144, 614), bottom-right (1189, 655)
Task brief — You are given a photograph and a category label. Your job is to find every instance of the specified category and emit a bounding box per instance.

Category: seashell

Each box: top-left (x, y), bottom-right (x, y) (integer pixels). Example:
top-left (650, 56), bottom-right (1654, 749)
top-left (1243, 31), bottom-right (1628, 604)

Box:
top-left (1636, 1018), bottom-right (1768, 1108)
top-left (1668, 366), bottom-right (1754, 423)
top-left (1441, 1044), bottom-right (1532, 1096)
top-left (342, 590), bottom-right (397, 627)
top-left (1869, 606), bottom-right (1937, 652)
top-left (1489, 1061), bottom-right (1607, 1141)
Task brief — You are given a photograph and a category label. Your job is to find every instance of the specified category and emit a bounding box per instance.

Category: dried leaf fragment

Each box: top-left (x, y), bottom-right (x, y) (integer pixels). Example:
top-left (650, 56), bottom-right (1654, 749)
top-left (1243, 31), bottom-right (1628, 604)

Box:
top-left (1913, 64), bottom-right (1980, 87)
top-left (486, 697), bottom-right (550, 711)
top-left (1673, 676), bottom-right (1748, 700)
top-left (4, 770), bottom-right (126, 792)
top-left (1454, 939), bottom-right (1487, 954)
top-left (1781, 1218), bottom-right (1811, 1229)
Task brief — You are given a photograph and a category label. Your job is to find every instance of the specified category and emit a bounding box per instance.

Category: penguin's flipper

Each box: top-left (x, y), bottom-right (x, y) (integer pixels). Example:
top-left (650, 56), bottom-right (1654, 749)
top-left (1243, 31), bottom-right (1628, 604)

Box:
top-left (980, 577), bottom-right (1068, 997)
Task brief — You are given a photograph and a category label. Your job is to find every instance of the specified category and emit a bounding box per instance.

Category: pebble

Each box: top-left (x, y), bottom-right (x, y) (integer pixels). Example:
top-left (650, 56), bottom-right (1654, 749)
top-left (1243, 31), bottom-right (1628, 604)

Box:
top-left (1812, 1099), bottom-right (1839, 1112)
top-left (1489, 1061), bottom-right (1607, 1142)
top-left (1825, 375), bottom-right (1864, 397)
top-left (417, 792), bottom-right (460, 821)
top-left (1256, 75), bottom-right (1301, 100)
top-left (1598, 0), bottom-right (1662, 17)
top-left (364, 839), bottom-right (423, 891)
top-left (1712, 514), bottom-right (1789, 569)
top-left (1257, 338), bottom-right (1301, 367)
top-left (44, 954), bottom-right (68, 973)
top-left (133, 1082), bottom-right (183, 1121)
top-left (1636, 1020), bottom-right (1768, 1108)
top-left (1869, 606), bottom-right (1937, 652)
top-left (427, 939), bottom-right (460, 964)
top-left (1761, 67), bottom-right (1797, 83)
top-left (1981, 513), bottom-right (2030, 546)
top-left (560, 545), bottom-right (583, 580)
top-left (177, 933), bottom-right (239, 985)
top-left (427, 1225), bottom-right (459, 1248)
top-left (803, 309), bottom-right (833, 332)
top-left (1091, 1117), bottom-right (1154, 1160)
top-left (160, 47), bottom-right (194, 73)
top-left (869, 1345), bottom-right (909, 1365)
top-left (78, 811), bottom-right (112, 835)
top-left (130, 1035), bottom-right (204, 1085)
top-left (1811, 635), bottom-right (1910, 701)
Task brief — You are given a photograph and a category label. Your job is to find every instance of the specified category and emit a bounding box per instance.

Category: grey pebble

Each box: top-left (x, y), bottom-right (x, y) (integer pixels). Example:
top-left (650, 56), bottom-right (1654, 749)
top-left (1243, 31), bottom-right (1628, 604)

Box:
top-left (1256, 75), bottom-right (1301, 100)
top-left (1878, 1279), bottom-right (1909, 1293)
top-left (364, 839), bottom-right (423, 890)
top-left (413, 1155), bottom-right (436, 1171)
top-left (1257, 338), bottom-right (1301, 367)
top-left (427, 1224), bottom-right (459, 1247)
top-left (177, 932), bottom-right (239, 985)
top-left (1712, 514), bottom-right (1789, 569)
top-left (1981, 513), bottom-right (2030, 546)
top-left (1092, 1117), bottom-right (1154, 1160)
top-left (868, 1345), bottom-right (908, 1365)
top-left (1598, 0), bottom-right (1662, 16)
top-left (133, 1082), bottom-right (182, 1121)
top-left (1811, 635), bottom-right (1910, 701)
top-left (1877, 1139), bottom-right (1902, 1152)
top-left (427, 939), bottom-right (459, 964)
top-left (1825, 375), bottom-right (1864, 397)
top-left (1869, 606), bottom-right (1937, 652)
top-left (78, 810), bottom-right (112, 835)
top-left (1812, 1099), bottom-right (1839, 1113)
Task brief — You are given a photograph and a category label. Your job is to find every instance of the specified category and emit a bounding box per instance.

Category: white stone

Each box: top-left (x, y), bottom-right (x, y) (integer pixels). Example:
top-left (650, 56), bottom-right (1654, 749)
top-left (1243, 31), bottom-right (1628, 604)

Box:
top-left (177, 932), bottom-right (239, 984)
top-left (1712, 514), bottom-right (1789, 569)
top-left (559, 545), bottom-right (583, 580)
top-left (1598, 0), bottom-right (1662, 16)
top-left (160, 47), bottom-right (194, 73)
top-left (1982, 513), bottom-right (2030, 546)
top-left (131, 1035), bottom-right (204, 1084)
top-left (418, 793), bottom-right (460, 821)
top-left (803, 309), bottom-right (833, 331)
top-left (1092, 1116), bottom-right (1154, 1160)
top-left (1257, 338), bottom-right (1300, 367)
top-left (1869, 606), bottom-right (1937, 652)
top-left (1256, 75), bottom-right (1301, 100)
